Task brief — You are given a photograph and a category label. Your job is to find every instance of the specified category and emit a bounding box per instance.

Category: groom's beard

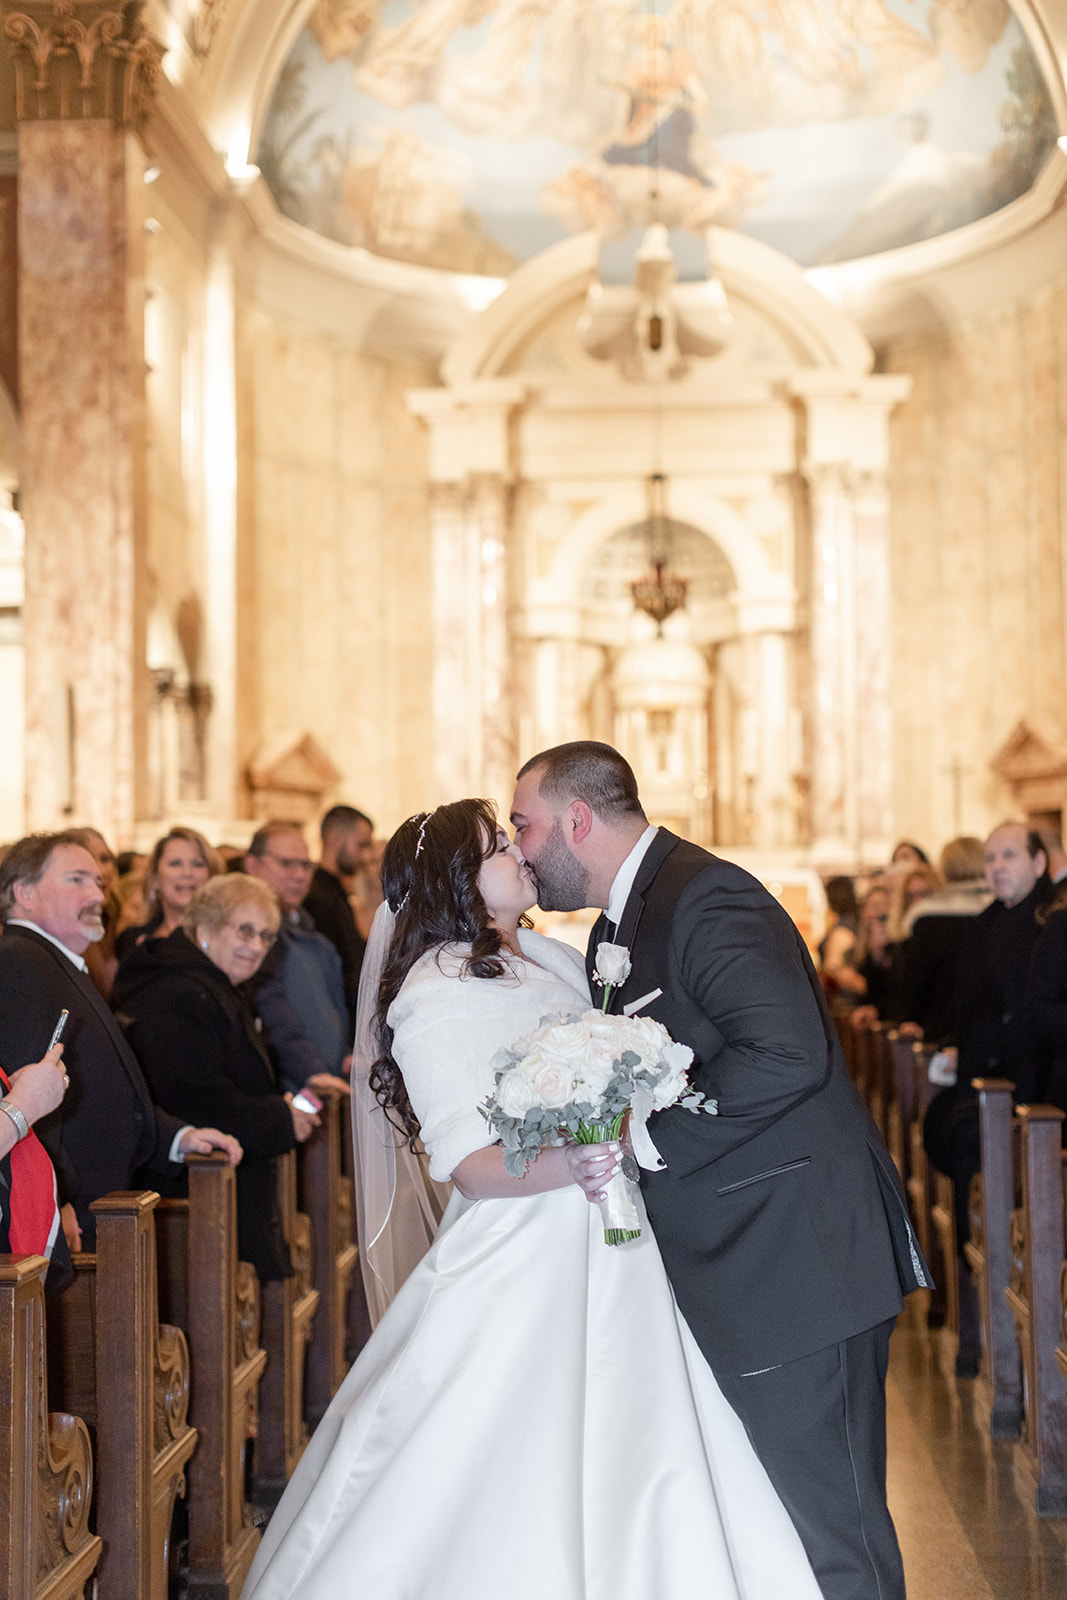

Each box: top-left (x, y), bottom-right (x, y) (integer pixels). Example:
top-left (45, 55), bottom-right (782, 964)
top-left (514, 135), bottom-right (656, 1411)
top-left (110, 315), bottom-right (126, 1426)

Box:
top-left (530, 819), bottom-right (591, 913)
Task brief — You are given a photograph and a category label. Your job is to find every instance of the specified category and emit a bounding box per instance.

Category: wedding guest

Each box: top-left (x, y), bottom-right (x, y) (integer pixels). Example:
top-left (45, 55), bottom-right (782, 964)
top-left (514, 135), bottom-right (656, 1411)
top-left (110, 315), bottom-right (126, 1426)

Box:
top-left (898, 836), bottom-right (990, 1044)
top-left (923, 821), bottom-right (1050, 1373)
top-left (115, 826), bottom-right (221, 960)
top-left (849, 885), bottom-right (906, 1024)
top-left (305, 804), bottom-right (374, 1019)
top-left (80, 826), bottom-right (121, 1000)
top-left (116, 849), bottom-right (147, 877)
top-left (112, 874), bottom-right (319, 1282)
top-left (1036, 824), bottom-right (1067, 884)
top-left (817, 876), bottom-right (864, 1003)
top-left (891, 839), bottom-right (930, 867)
top-left (886, 861), bottom-right (942, 944)
top-left (0, 830), bottom-right (240, 1253)
top-left (244, 821), bottom-right (351, 1097)
top-left (0, 1042), bottom-right (71, 1289)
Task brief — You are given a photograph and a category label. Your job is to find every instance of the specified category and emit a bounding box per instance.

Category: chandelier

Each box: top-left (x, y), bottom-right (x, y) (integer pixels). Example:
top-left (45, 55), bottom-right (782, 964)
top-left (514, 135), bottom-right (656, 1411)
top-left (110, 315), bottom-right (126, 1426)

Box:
top-left (631, 472), bottom-right (688, 634)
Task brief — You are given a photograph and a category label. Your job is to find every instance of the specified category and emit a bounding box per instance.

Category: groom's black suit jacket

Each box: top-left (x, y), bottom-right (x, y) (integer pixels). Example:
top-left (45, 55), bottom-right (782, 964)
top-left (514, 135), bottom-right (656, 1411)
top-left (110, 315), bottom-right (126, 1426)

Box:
top-left (0, 924), bottom-right (185, 1248)
top-left (587, 831), bottom-right (927, 1376)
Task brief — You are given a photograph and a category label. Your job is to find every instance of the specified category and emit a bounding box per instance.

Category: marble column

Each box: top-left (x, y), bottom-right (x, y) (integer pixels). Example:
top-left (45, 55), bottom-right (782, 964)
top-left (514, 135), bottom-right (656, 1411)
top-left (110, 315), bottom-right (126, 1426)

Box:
top-left (5, 0), bottom-right (162, 838)
top-left (737, 622), bottom-right (795, 849)
top-left (805, 462), bottom-right (893, 863)
top-left (430, 474), bottom-right (515, 809)
top-left (806, 464), bottom-right (858, 858)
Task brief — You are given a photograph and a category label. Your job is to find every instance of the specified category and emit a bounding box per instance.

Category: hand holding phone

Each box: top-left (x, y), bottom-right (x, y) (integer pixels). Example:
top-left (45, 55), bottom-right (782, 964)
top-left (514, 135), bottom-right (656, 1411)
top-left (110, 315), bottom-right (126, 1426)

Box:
top-left (48, 1009), bottom-right (70, 1052)
top-left (292, 1089), bottom-right (323, 1115)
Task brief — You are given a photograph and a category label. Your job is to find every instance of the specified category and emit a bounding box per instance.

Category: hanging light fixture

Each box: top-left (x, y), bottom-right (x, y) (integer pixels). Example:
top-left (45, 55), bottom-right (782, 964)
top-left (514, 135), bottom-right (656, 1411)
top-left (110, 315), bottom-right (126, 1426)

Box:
top-left (631, 472), bottom-right (688, 634)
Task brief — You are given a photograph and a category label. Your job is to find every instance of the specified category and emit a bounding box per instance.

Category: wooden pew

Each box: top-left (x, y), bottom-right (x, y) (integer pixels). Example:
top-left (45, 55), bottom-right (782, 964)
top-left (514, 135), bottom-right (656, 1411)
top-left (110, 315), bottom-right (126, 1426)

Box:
top-left (155, 1154), bottom-right (268, 1599)
top-left (1005, 1104), bottom-right (1067, 1513)
top-left (0, 1253), bottom-right (101, 1600)
top-left (906, 1042), bottom-right (949, 1327)
top-left (930, 1171), bottom-right (959, 1350)
top-left (886, 1030), bottom-right (918, 1183)
top-left (254, 1151), bottom-right (320, 1503)
top-left (45, 1191), bottom-right (199, 1599)
top-left (299, 1092), bottom-right (359, 1427)
top-left (966, 1079), bottom-right (1022, 1436)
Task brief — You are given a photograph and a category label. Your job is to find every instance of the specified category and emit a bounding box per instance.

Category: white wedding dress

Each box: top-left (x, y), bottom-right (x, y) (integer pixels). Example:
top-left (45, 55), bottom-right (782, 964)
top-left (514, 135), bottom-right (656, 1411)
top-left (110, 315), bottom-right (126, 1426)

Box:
top-left (241, 931), bottom-right (820, 1600)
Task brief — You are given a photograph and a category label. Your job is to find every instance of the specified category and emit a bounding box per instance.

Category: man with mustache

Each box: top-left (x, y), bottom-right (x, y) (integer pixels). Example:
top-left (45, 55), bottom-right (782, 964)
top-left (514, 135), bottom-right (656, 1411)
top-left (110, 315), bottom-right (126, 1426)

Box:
top-left (0, 830), bottom-right (240, 1256)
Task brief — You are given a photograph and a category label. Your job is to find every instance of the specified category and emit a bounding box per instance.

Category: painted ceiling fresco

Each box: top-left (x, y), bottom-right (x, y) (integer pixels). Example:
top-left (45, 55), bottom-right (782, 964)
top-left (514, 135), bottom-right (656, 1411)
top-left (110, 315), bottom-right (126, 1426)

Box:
top-left (256, 0), bottom-right (1058, 274)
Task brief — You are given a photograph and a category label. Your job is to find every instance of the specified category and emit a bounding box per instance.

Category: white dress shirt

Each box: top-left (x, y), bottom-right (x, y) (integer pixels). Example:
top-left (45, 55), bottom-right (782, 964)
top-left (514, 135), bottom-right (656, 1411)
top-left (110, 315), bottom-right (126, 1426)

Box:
top-left (606, 825), bottom-right (659, 929)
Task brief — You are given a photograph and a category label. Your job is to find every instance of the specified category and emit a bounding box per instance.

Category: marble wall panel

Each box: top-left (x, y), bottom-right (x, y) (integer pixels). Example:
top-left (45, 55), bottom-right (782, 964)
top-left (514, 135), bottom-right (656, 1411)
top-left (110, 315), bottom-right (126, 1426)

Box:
top-left (243, 305), bottom-right (432, 832)
top-left (886, 268), bottom-right (1067, 851)
top-left (0, 175), bottom-right (17, 406)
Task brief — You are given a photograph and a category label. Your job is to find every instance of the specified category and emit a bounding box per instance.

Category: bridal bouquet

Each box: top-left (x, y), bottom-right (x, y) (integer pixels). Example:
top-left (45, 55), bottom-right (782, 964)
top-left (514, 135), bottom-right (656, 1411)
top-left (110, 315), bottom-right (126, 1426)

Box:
top-left (481, 1009), bottom-right (716, 1245)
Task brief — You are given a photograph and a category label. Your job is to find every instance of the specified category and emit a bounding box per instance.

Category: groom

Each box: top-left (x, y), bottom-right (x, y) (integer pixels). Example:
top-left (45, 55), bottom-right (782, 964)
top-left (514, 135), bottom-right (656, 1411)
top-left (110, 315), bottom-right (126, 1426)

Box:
top-left (511, 741), bottom-right (927, 1600)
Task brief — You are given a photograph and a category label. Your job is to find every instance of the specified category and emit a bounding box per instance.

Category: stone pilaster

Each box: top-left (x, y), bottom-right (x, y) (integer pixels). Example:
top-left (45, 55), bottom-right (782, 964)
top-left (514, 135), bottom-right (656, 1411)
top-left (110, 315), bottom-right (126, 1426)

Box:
top-left (5, 0), bottom-right (162, 836)
top-left (429, 474), bottom-right (515, 809)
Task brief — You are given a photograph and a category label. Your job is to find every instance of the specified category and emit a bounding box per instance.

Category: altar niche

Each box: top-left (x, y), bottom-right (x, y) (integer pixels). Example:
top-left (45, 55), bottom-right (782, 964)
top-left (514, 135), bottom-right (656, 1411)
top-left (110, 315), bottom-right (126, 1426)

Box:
top-left (409, 227), bottom-right (910, 865)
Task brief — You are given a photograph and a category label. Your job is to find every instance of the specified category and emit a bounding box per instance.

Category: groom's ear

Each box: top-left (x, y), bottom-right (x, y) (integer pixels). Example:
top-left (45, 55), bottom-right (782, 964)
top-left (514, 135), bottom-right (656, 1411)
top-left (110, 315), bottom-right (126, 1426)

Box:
top-left (568, 801), bottom-right (594, 844)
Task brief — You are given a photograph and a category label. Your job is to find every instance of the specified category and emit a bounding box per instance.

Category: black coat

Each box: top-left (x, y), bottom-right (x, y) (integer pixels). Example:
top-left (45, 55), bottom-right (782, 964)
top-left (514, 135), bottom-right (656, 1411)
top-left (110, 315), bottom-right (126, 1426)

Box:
top-left (1025, 907), bottom-right (1067, 1115)
top-left (303, 867), bottom-right (366, 1021)
top-left (0, 924), bottom-right (185, 1247)
top-left (586, 831), bottom-right (927, 1376)
top-left (112, 930), bottom-right (295, 1281)
top-left (953, 879), bottom-right (1050, 1100)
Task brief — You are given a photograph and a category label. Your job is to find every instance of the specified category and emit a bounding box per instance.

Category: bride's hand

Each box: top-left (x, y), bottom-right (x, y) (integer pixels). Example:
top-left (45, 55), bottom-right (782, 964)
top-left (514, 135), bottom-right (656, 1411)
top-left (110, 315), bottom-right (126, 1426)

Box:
top-left (564, 1141), bottom-right (621, 1203)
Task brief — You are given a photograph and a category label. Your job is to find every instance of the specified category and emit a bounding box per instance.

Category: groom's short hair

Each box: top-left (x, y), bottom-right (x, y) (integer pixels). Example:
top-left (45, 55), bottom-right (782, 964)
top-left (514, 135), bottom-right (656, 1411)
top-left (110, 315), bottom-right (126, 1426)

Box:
top-left (518, 742), bottom-right (646, 826)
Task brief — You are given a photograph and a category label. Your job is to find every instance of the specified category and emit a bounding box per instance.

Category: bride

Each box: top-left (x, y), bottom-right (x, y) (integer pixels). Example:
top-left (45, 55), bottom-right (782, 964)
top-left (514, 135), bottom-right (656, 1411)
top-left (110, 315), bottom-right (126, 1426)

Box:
top-left (241, 799), bottom-right (820, 1600)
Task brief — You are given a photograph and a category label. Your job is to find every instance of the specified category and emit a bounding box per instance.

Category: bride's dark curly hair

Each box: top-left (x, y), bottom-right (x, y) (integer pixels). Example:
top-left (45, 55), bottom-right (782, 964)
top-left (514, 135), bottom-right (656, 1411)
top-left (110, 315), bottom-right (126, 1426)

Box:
top-left (372, 798), bottom-right (524, 1146)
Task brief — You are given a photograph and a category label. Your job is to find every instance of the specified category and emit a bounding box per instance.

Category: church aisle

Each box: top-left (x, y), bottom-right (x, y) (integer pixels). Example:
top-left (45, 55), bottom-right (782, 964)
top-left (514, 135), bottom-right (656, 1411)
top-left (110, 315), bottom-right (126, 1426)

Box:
top-left (888, 1323), bottom-right (1067, 1599)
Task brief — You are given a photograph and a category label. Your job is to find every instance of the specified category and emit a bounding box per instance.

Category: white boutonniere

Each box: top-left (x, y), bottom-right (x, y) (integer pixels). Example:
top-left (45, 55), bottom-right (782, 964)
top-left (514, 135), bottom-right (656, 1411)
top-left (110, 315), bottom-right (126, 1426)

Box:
top-left (593, 941), bottom-right (631, 1012)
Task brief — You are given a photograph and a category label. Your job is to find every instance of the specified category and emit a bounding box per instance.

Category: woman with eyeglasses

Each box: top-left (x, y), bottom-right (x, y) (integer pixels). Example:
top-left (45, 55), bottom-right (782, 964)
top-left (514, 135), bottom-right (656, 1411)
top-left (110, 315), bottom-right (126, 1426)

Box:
top-left (111, 874), bottom-right (320, 1281)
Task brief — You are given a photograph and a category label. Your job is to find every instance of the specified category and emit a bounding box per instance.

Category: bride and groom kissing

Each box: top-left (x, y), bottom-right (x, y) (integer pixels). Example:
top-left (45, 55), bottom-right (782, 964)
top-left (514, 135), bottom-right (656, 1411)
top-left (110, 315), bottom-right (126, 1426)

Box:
top-left (244, 740), bottom-right (928, 1600)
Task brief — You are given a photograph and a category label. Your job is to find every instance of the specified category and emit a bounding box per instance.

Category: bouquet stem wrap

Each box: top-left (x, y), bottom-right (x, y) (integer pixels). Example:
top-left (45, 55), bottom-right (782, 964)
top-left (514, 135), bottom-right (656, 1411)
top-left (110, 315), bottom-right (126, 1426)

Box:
top-left (574, 1113), bottom-right (640, 1246)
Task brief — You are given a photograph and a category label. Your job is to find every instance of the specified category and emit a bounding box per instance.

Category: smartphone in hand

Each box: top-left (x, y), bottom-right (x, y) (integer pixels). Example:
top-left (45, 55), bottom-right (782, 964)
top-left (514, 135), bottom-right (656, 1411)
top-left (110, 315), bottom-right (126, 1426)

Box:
top-left (292, 1089), bottom-right (323, 1115)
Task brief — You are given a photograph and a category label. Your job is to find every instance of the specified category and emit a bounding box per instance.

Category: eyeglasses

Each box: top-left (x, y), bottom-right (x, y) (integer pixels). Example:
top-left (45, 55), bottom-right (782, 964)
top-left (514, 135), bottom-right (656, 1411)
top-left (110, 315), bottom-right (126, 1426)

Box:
top-left (261, 852), bottom-right (314, 874)
top-left (231, 922), bottom-right (277, 948)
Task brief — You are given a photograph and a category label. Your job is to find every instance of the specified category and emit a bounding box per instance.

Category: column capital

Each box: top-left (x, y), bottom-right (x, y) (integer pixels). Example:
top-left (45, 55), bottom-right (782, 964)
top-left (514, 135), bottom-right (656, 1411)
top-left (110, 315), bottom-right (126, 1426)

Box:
top-left (3, 0), bottom-right (163, 127)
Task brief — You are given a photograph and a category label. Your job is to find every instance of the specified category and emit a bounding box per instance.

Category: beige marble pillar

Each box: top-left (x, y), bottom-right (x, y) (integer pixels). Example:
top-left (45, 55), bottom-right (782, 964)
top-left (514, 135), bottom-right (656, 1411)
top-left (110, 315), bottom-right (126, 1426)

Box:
top-left (806, 464), bottom-right (858, 858)
top-left (805, 462), bottom-right (893, 863)
top-left (737, 623), bottom-right (796, 849)
top-left (430, 474), bottom-right (515, 809)
top-left (6, 0), bottom-right (162, 838)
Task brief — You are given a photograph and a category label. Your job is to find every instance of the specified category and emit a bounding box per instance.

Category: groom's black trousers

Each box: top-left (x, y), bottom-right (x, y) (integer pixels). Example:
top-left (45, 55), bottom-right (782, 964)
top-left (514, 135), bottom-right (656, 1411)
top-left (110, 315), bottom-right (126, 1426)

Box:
top-left (715, 1317), bottom-right (905, 1600)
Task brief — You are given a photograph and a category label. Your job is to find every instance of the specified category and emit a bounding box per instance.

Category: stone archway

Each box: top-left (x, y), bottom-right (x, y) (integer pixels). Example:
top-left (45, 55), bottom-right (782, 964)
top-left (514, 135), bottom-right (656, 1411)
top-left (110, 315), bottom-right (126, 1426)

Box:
top-left (409, 227), bottom-right (910, 859)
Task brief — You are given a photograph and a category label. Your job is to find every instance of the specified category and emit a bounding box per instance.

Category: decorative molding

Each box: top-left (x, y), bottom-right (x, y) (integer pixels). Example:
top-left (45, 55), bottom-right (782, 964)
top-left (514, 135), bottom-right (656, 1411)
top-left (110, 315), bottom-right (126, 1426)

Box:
top-left (2, 0), bottom-right (163, 126)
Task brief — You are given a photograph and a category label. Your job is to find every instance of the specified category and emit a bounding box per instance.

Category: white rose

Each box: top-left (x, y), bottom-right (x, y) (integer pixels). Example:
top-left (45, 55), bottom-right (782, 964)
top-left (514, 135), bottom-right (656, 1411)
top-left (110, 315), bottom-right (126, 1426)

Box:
top-left (574, 1036), bottom-right (621, 1096)
top-left (528, 1056), bottom-right (578, 1108)
top-left (594, 942), bottom-right (632, 989)
top-left (497, 1070), bottom-right (538, 1118)
top-left (541, 1018), bottom-right (592, 1061)
top-left (649, 1040), bottom-right (695, 1109)
top-left (620, 1014), bottom-right (671, 1061)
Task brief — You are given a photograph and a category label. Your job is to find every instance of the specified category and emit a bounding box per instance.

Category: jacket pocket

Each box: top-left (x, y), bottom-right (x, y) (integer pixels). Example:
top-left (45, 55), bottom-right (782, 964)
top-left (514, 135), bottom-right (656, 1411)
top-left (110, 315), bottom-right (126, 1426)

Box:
top-left (717, 1156), bottom-right (812, 1196)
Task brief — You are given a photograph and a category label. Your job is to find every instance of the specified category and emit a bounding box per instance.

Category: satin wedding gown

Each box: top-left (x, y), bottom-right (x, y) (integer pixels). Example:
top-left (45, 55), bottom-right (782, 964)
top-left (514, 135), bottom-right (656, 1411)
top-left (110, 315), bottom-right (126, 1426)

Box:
top-left (241, 931), bottom-right (820, 1600)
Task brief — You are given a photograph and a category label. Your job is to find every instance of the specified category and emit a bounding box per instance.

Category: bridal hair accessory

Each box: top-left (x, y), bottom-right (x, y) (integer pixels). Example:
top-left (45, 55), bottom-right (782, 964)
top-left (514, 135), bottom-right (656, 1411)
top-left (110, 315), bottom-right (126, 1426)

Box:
top-left (481, 1010), bottom-right (717, 1245)
top-left (390, 811), bottom-right (433, 913)
top-left (593, 942), bottom-right (631, 1011)
top-left (413, 811), bottom-right (432, 859)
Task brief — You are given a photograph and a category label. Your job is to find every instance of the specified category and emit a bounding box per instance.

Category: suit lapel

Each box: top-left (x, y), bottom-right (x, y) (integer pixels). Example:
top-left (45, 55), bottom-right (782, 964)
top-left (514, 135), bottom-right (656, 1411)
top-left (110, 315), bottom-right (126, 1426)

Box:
top-left (8, 927), bottom-right (145, 1089)
top-left (585, 830), bottom-right (680, 1014)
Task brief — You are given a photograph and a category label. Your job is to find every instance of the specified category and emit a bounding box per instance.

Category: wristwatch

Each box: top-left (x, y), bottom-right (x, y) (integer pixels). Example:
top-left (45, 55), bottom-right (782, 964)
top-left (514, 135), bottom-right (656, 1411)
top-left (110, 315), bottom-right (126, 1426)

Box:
top-left (0, 1097), bottom-right (30, 1142)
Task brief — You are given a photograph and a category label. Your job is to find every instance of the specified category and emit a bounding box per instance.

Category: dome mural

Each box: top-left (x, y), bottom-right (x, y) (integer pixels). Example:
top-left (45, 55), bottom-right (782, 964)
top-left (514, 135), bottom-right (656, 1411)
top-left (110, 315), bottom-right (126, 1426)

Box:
top-left (256, 0), bottom-right (1058, 274)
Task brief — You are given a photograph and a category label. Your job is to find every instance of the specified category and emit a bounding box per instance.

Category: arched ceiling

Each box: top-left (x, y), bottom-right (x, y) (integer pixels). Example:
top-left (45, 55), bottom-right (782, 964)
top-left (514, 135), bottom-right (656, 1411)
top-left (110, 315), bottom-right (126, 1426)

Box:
top-left (236, 0), bottom-right (1065, 276)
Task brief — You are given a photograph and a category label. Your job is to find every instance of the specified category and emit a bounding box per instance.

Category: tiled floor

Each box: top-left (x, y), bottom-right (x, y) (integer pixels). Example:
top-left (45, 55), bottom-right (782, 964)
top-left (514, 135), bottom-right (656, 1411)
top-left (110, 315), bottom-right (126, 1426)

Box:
top-left (889, 1320), bottom-right (1067, 1599)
